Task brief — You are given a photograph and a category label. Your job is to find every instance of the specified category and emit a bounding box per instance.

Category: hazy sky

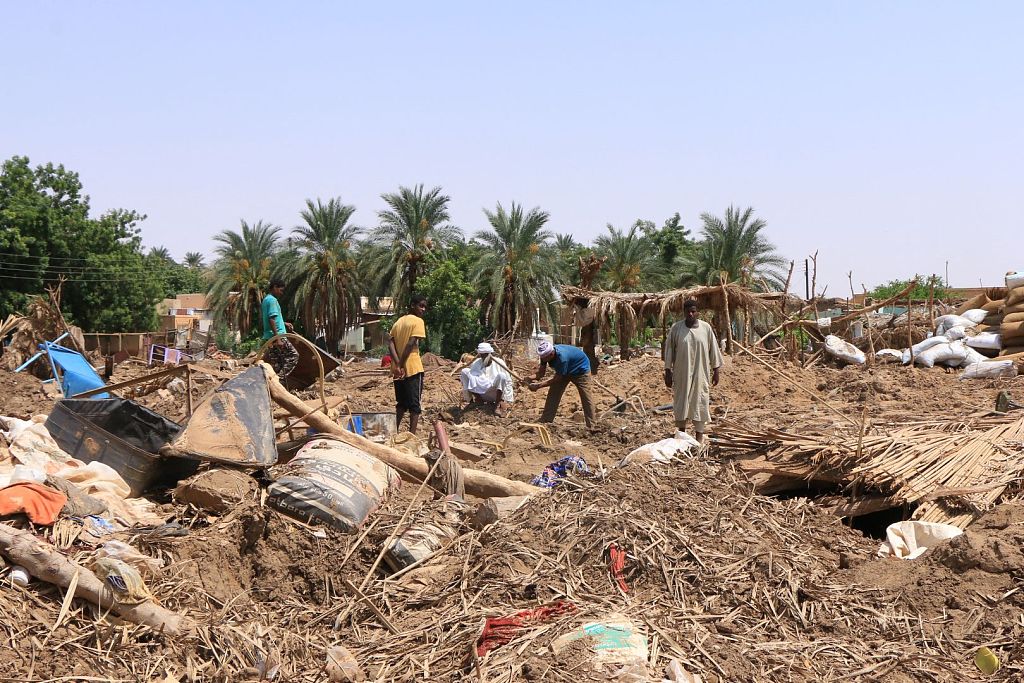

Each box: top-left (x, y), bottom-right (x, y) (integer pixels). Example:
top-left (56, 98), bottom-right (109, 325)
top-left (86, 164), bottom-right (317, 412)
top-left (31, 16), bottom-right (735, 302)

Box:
top-left (3, 2), bottom-right (1021, 293)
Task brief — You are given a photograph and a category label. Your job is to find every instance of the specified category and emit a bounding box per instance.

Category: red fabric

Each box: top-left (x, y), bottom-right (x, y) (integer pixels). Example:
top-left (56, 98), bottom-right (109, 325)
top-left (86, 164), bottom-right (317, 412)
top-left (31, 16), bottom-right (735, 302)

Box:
top-left (381, 355), bottom-right (393, 368)
top-left (606, 542), bottom-right (629, 593)
top-left (0, 482), bottom-right (68, 526)
top-left (476, 601), bottom-right (576, 657)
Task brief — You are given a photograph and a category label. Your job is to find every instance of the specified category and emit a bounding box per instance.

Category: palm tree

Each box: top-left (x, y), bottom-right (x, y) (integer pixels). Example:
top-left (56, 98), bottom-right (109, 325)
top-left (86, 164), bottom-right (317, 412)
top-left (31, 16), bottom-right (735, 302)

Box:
top-left (594, 223), bottom-right (659, 293)
top-left (280, 198), bottom-right (362, 351)
top-left (208, 220), bottom-right (281, 335)
top-left (183, 251), bottom-right (205, 269)
top-left (681, 206), bottom-right (787, 290)
top-left (554, 233), bottom-right (579, 253)
top-left (148, 246), bottom-right (174, 262)
top-left (594, 223), bottom-right (662, 359)
top-left (471, 202), bottom-right (561, 335)
top-left (370, 184), bottom-right (460, 302)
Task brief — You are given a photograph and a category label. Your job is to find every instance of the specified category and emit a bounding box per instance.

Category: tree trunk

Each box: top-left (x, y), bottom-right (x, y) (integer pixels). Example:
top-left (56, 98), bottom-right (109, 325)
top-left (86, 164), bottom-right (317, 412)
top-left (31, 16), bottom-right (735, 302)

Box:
top-left (0, 523), bottom-right (193, 636)
top-left (262, 363), bottom-right (538, 498)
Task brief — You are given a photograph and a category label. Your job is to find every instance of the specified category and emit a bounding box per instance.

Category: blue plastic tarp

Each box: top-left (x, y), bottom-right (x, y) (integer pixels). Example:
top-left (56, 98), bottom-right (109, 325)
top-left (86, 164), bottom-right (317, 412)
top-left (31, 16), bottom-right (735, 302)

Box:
top-left (45, 342), bottom-right (109, 398)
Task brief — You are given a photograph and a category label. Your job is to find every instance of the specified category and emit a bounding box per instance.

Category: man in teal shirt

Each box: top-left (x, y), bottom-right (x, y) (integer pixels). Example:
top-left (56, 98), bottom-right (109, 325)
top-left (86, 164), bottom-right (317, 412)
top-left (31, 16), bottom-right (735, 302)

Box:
top-left (262, 278), bottom-right (298, 378)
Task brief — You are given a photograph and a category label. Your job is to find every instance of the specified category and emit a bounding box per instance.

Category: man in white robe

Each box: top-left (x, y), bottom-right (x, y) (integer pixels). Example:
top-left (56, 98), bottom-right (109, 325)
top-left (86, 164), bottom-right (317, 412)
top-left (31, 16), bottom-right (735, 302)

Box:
top-left (664, 298), bottom-right (723, 443)
top-left (460, 342), bottom-right (514, 417)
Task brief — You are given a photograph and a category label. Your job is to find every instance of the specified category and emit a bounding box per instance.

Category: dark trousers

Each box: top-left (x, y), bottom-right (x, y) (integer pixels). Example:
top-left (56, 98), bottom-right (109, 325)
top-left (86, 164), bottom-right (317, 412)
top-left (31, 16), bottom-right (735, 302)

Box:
top-left (266, 338), bottom-right (299, 378)
top-left (540, 373), bottom-right (596, 427)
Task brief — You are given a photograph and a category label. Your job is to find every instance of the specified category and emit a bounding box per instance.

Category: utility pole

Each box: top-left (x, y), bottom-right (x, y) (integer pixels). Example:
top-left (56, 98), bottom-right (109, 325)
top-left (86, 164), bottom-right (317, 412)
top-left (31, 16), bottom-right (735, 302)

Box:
top-left (804, 259), bottom-right (810, 300)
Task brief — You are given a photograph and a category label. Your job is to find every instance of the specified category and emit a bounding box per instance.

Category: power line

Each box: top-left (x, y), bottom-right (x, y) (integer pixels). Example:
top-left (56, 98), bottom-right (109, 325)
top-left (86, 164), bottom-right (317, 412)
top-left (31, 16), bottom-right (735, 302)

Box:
top-left (0, 262), bottom-right (180, 275)
top-left (0, 250), bottom-right (194, 264)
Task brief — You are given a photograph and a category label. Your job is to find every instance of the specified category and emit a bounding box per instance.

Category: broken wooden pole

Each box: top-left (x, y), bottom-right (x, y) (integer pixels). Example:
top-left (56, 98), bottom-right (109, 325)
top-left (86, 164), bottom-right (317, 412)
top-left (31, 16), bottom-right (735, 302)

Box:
top-left (261, 363), bottom-right (537, 498)
top-left (0, 523), bottom-right (192, 636)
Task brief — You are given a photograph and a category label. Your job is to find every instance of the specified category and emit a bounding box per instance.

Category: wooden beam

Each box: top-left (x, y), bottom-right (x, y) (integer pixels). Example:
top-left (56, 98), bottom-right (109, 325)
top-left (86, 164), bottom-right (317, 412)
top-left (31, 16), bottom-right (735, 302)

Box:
top-left (70, 364), bottom-right (188, 399)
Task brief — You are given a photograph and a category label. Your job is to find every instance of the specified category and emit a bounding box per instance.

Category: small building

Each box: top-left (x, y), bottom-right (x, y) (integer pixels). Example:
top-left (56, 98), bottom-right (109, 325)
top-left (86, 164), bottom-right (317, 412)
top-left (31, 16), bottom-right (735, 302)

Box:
top-left (338, 297), bottom-right (395, 353)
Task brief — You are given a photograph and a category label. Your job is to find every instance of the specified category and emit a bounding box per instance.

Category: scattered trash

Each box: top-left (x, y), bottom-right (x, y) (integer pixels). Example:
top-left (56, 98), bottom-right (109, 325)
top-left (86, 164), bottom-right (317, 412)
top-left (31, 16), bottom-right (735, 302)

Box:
top-left (877, 521), bottom-right (963, 560)
top-left (975, 646), bottom-right (1000, 675)
top-left (550, 614), bottom-right (649, 672)
top-left (605, 541), bottom-right (630, 593)
top-left (383, 497), bottom-right (468, 572)
top-left (664, 659), bottom-right (703, 682)
top-left (93, 539), bottom-right (164, 577)
top-left (91, 556), bottom-right (153, 604)
top-left (530, 455), bottom-right (589, 488)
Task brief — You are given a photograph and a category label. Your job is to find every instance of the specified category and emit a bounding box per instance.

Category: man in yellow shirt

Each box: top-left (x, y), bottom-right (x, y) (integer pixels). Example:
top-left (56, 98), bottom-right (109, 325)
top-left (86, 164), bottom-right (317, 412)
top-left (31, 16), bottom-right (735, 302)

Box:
top-left (388, 294), bottom-right (428, 434)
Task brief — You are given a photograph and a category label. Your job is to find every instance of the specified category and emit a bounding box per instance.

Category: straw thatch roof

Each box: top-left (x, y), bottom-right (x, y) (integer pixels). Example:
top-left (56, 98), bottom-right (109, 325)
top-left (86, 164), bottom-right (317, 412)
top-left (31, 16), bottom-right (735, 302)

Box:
top-left (561, 283), bottom-right (768, 326)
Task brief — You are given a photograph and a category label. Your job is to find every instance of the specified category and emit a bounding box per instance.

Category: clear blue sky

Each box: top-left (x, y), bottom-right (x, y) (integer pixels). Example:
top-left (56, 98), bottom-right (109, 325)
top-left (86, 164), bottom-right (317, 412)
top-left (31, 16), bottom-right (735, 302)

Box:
top-left (3, 1), bottom-right (1021, 293)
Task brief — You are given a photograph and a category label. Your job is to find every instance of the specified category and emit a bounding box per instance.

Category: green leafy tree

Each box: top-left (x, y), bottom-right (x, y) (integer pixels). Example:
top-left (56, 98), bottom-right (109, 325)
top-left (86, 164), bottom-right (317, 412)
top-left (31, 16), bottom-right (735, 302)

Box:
top-left (639, 212), bottom-right (692, 279)
top-left (870, 275), bottom-right (946, 301)
top-left (209, 220), bottom-right (281, 335)
top-left (595, 222), bottom-right (660, 292)
top-left (280, 198), bottom-right (363, 352)
top-left (471, 202), bottom-right (561, 334)
top-left (0, 156), bottom-right (162, 330)
top-left (417, 258), bottom-right (485, 360)
top-left (370, 184), bottom-right (460, 303)
top-left (553, 233), bottom-right (590, 285)
top-left (681, 205), bottom-right (787, 290)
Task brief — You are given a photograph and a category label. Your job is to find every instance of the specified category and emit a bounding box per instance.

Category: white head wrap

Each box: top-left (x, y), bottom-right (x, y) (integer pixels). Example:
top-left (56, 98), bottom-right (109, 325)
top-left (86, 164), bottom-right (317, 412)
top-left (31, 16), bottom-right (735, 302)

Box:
top-left (476, 342), bottom-right (495, 355)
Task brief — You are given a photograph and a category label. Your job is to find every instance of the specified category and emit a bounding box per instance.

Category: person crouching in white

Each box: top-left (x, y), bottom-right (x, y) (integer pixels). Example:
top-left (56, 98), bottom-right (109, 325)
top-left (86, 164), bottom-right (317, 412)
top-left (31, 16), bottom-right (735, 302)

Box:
top-left (460, 342), bottom-right (514, 417)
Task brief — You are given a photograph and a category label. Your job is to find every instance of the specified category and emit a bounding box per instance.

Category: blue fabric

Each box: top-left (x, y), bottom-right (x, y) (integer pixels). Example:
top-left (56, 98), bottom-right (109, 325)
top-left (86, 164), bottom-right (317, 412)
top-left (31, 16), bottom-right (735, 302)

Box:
top-left (530, 456), bottom-right (589, 488)
top-left (548, 345), bottom-right (590, 376)
top-left (261, 294), bottom-right (286, 340)
top-left (46, 343), bottom-right (108, 398)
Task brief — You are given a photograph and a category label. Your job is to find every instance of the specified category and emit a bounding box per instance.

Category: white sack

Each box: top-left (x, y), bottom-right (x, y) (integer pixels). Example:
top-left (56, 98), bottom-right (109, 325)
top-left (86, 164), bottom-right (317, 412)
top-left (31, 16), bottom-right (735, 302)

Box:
top-left (944, 325), bottom-right (966, 341)
top-left (959, 360), bottom-right (1018, 380)
top-left (875, 349), bottom-right (904, 360)
top-left (916, 342), bottom-right (968, 368)
top-left (877, 521), bottom-right (963, 560)
top-left (1006, 271), bottom-right (1024, 290)
top-left (966, 332), bottom-right (1002, 350)
top-left (902, 335), bottom-right (949, 364)
top-left (960, 309), bottom-right (989, 324)
top-left (824, 335), bottom-right (866, 365)
top-left (959, 345), bottom-right (988, 367)
top-left (621, 433), bottom-right (700, 466)
top-left (934, 315), bottom-right (978, 336)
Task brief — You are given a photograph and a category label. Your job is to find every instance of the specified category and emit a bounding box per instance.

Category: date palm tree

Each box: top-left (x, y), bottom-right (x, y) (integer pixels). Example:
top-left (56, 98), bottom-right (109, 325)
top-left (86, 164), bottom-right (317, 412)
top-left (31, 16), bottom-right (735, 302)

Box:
top-left (472, 202), bottom-right (561, 334)
top-left (369, 184), bottom-right (460, 303)
top-left (594, 223), bottom-right (659, 293)
top-left (183, 251), bottom-right (205, 269)
top-left (681, 206), bottom-right (787, 290)
top-left (280, 198), bottom-right (362, 351)
top-left (208, 220), bottom-right (281, 335)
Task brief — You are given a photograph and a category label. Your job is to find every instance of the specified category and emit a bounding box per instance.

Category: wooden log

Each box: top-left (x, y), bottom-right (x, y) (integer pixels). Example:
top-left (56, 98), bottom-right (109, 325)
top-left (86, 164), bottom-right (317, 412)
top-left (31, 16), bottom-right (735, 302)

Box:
top-left (818, 495), bottom-right (899, 518)
top-left (0, 523), bottom-right (192, 636)
top-left (449, 441), bottom-right (489, 462)
top-left (261, 363), bottom-right (537, 498)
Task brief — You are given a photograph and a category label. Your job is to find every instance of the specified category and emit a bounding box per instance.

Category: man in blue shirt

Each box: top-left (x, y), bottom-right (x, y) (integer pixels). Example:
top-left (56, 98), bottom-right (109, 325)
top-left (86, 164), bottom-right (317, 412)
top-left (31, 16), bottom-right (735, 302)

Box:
top-left (529, 340), bottom-right (597, 428)
top-left (261, 278), bottom-right (298, 378)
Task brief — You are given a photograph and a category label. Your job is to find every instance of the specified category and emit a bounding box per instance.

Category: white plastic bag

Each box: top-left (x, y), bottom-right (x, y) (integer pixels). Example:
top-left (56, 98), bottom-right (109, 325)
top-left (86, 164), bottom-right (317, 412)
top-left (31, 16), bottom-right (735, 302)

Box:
top-left (960, 309), bottom-right (988, 324)
top-left (824, 335), bottom-right (865, 364)
top-left (959, 360), bottom-right (1018, 380)
top-left (878, 521), bottom-right (962, 560)
top-left (966, 332), bottom-right (1002, 350)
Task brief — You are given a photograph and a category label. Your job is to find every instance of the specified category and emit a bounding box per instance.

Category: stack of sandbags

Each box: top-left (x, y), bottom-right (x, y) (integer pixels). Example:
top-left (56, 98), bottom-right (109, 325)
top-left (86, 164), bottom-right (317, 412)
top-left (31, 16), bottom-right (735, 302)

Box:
top-left (1001, 272), bottom-right (1024, 357)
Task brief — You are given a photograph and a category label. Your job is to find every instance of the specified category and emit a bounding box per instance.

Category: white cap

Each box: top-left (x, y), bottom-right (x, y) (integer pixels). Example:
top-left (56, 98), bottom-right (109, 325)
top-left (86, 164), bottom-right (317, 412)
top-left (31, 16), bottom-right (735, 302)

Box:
top-left (537, 340), bottom-right (554, 357)
top-left (476, 342), bottom-right (495, 355)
